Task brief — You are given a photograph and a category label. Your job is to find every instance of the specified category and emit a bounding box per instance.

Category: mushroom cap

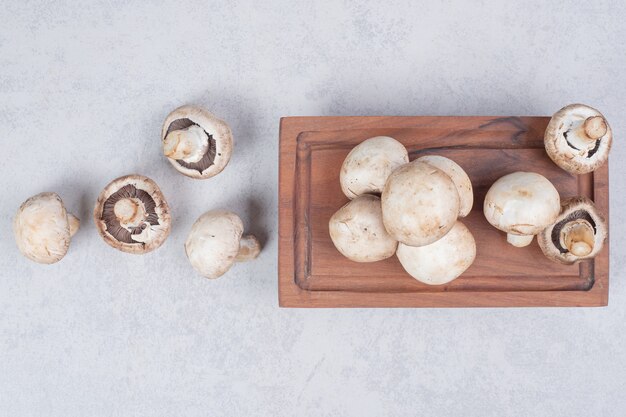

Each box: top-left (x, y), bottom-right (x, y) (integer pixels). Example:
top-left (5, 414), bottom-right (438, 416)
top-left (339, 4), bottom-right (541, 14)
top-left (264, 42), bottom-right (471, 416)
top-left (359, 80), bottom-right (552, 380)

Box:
top-left (382, 161), bottom-right (460, 247)
top-left (396, 221), bottom-right (476, 285)
top-left (537, 196), bottom-right (607, 264)
top-left (13, 192), bottom-right (73, 264)
top-left (328, 194), bottom-right (398, 262)
top-left (185, 210), bottom-right (244, 279)
top-left (483, 171), bottom-right (560, 237)
top-left (161, 105), bottom-right (233, 179)
top-left (417, 155), bottom-right (473, 217)
top-left (94, 174), bottom-right (171, 254)
top-left (340, 136), bottom-right (409, 199)
top-left (544, 103), bottom-right (612, 174)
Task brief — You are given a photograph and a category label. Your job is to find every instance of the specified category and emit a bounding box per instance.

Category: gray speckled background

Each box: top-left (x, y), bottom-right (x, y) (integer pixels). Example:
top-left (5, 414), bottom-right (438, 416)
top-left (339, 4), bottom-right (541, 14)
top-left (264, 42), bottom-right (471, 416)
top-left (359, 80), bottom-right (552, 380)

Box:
top-left (1, 1), bottom-right (625, 415)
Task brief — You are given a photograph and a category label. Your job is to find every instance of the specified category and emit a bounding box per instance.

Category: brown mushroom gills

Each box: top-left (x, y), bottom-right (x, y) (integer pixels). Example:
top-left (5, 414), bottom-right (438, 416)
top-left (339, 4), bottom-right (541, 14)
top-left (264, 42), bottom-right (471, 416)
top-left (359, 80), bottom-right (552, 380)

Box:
top-left (166, 118), bottom-right (217, 174)
top-left (101, 184), bottom-right (160, 244)
top-left (550, 209), bottom-right (596, 255)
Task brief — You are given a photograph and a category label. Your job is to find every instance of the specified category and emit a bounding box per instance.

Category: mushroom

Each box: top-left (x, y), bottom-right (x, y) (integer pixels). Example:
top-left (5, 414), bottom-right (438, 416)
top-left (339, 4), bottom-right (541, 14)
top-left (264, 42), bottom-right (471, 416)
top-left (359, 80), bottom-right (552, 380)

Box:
top-left (483, 171), bottom-right (560, 247)
top-left (544, 103), bottom-right (612, 174)
top-left (381, 160), bottom-right (460, 247)
top-left (185, 210), bottom-right (261, 279)
top-left (94, 174), bottom-right (171, 254)
top-left (329, 194), bottom-right (398, 262)
top-left (13, 192), bottom-right (80, 264)
top-left (340, 136), bottom-right (408, 199)
top-left (161, 105), bottom-right (233, 179)
top-left (396, 221), bottom-right (476, 285)
top-left (416, 155), bottom-right (473, 217)
top-left (537, 197), bottom-right (607, 264)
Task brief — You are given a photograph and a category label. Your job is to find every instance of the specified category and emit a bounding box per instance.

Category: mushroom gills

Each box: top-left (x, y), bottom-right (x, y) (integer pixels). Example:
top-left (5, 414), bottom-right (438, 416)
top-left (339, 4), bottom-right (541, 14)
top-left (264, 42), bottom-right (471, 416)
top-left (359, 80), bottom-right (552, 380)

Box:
top-left (101, 184), bottom-right (159, 244)
top-left (550, 209), bottom-right (596, 255)
top-left (165, 118), bottom-right (217, 174)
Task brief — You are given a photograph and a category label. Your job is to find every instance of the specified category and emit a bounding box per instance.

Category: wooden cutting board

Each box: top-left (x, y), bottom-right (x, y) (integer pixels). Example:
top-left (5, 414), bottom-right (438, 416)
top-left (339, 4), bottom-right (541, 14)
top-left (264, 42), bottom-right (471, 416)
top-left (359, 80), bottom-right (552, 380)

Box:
top-left (278, 116), bottom-right (609, 308)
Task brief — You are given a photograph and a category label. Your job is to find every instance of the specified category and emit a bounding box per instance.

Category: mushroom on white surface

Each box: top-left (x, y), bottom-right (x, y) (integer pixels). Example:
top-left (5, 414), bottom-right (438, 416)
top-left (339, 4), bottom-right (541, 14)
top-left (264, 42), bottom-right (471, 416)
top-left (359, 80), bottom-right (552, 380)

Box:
top-left (161, 105), bottom-right (233, 179)
top-left (329, 194), bottom-right (398, 262)
top-left (396, 221), bottom-right (476, 285)
top-left (381, 160), bottom-right (460, 247)
top-left (544, 104), bottom-right (612, 174)
top-left (13, 192), bottom-right (80, 264)
top-left (416, 155), bottom-right (473, 217)
top-left (483, 171), bottom-right (560, 247)
top-left (185, 210), bottom-right (261, 279)
top-left (537, 197), bottom-right (607, 264)
top-left (94, 174), bottom-right (171, 254)
top-left (340, 136), bottom-right (408, 199)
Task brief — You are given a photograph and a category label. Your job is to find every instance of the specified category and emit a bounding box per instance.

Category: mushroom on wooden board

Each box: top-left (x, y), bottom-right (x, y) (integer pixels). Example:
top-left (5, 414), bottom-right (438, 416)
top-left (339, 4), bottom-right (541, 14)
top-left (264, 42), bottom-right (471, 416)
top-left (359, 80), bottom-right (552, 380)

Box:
top-left (537, 197), bottom-right (607, 264)
top-left (14, 192), bottom-right (80, 264)
top-left (340, 136), bottom-right (408, 199)
top-left (94, 174), bottom-right (171, 254)
top-left (381, 160), bottom-right (460, 247)
top-left (161, 105), bottom-right (233, 179)
top-left (185, 210), bottom-right (261, 279)
top-left (483, 171), bottom-right (560, 247)
top-left (544, 104), bottom-right (612, 174)
top-left (396, 221), bottom-right (476, 285)
top-left (416, 155), bottom-right (474, 217)
top-left (329, 194), bottom-right (398, 262)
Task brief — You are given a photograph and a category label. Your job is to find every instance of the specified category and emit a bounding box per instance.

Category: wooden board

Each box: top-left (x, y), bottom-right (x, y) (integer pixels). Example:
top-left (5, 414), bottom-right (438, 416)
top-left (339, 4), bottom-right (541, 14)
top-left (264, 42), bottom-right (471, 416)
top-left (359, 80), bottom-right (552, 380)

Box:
top-left (278, 116), bottom-right (609, 308)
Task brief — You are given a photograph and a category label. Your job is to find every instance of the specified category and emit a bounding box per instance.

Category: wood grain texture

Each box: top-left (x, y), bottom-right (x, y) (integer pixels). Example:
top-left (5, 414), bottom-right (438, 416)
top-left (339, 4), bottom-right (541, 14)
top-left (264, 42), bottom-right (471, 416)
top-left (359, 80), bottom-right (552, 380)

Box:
top-left (278, 116), bottom-right (609, 308)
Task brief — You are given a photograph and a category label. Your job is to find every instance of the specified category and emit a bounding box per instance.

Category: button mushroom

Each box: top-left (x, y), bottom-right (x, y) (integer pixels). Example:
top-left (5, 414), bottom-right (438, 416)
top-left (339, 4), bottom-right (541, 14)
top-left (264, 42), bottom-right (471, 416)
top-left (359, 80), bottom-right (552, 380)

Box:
top-left (161, 105), bottom-right (233, 179)
top-left (185, 210), bottom-right (261, 279)
top-left (381, 160), bottom-right (460, 247)
top-left (340, 136), bottom-right (409, 199)
top-left (13, 192), bottom-right (80, 264)
top-left (396, 221), bottom-right (476, 285)
top-left (544, 103), bottom-right (612, 174)
top-left (537, 197), bottom-right (607, 264)
top-left (416, 155), bottom-right (473, 217)
top-left (94, 174), bottom-right (171, 254)
top-left (483, 171), bottom-right (560, 247)
top-left (329, 194), bottom-right (398, 262)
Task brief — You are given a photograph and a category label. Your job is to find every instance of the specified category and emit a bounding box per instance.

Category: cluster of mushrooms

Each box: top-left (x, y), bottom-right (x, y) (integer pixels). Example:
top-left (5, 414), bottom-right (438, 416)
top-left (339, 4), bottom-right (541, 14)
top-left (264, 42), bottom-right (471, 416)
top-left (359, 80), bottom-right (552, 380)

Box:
top-left (330, 103), bottom-right (610, 285)
top-left (13, 105), bottom-right (260, 279)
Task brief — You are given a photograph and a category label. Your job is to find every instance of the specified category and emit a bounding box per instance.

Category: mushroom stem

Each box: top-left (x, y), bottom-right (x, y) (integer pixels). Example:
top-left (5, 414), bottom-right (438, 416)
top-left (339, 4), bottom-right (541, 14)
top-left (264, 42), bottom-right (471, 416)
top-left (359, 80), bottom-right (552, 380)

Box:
top-left (561, 220), bottom-right (595, 257)
top-left (163, 124), bottom-right (209, 163)
top-left (114, 198), bottom-right (145, 225)
top-left (507, 233), bottom-right (534, 247)
top-left (580, 116), bottom-right (607, 140)
top-left (68, 213), bottom-right (80, 237)
top-left (235, 234), bottom-right (261, 262)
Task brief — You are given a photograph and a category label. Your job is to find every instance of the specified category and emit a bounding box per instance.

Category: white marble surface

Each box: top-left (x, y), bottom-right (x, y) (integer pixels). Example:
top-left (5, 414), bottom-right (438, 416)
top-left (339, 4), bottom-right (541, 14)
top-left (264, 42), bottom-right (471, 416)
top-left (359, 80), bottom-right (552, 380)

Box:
top-left (1, 1), bottom-right (625, 415)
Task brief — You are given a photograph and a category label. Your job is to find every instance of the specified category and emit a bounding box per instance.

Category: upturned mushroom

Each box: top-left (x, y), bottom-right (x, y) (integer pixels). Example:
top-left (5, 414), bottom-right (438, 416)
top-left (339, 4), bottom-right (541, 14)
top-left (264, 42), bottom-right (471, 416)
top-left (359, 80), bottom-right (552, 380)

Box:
top-left (94, 174), bottom-right (171, 254)
top-left (161, 105), bottom-right (233, 179)
top-left (396, 221), bottom-right (476, 285)
top-left (483, 171), bottom-right (560, 247)
top-left (537, 197), bottom-right (607, 264)
top-left (340, 136), bottom-right (408, 199)
top-left (381, 160), bottom-right (460, 247)
top-left (329, 194), bottom-right (398, 262)
top-left (544, 103), bottom-right (612, 174)
top-left (13, 192), bottom-right (80, 264)
top-left (185, 210), bottom-right (261, 279)
top-left (416, 155), bottom-right (473, 217)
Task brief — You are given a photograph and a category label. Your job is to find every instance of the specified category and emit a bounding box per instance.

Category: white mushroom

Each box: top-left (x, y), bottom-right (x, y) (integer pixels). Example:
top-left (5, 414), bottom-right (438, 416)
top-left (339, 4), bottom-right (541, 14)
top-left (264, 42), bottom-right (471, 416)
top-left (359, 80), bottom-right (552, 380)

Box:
top-left (381, 161), bottom-right (460, 247)
top-left (537, 197), bottom-right (607, 264)
top-left (94, 174), bottom-right (171, 254)
top-left (396, 221), bottom-right (476, 285)
top-left (13, 192), bottom-right (80, 264)
top-left (483, 171), bottom-right (560, 247)
top-left (161, 105), bottom-right (233, 179)
top-left (329, 194), bottom-right (398, 262)
top-left (544, 103), bottom-right (612, 174)
top-left (417, 155), bottom-right (473, 217)
top-left (340, 136), bottom-right (408, 199)
top-left (185, 210), bottom-right (261, 279)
